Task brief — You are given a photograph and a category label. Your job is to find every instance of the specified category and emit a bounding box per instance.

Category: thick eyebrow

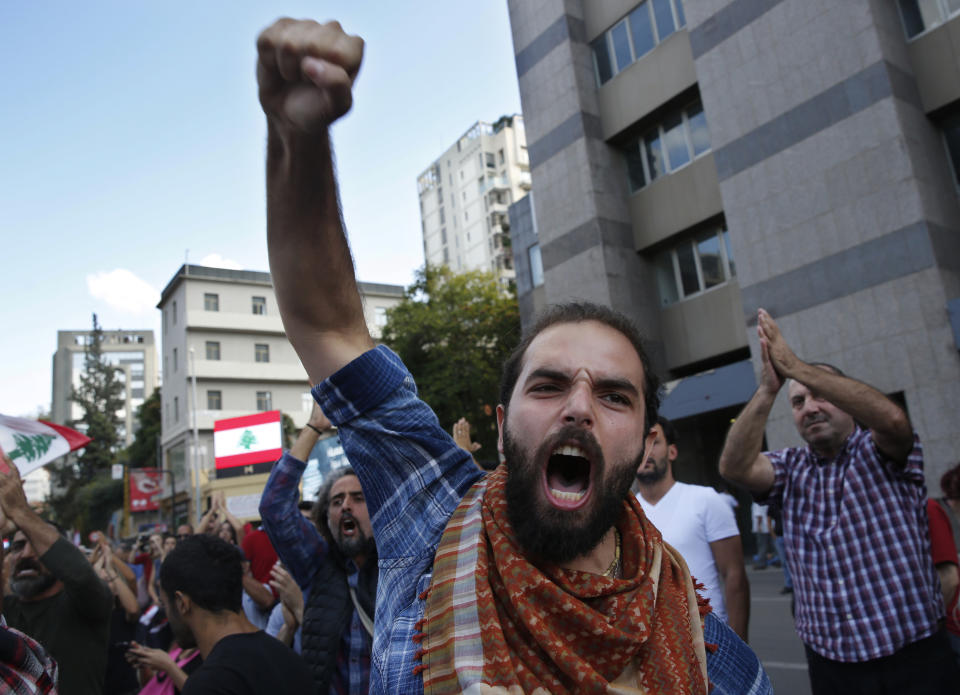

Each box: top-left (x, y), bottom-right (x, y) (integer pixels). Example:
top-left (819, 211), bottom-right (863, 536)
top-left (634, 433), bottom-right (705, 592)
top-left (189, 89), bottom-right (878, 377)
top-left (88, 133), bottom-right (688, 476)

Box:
top-left (526, 368), bottom-right (640, 397)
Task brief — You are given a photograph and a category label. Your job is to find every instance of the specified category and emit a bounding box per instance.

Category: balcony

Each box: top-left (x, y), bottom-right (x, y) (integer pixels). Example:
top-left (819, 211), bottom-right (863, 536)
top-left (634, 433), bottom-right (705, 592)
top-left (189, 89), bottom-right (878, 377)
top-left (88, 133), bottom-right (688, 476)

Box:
top-left (185, 310), bottom-right (286, 335)
top-left (191, 359), bottom-right (308, 383)
top-left (480, 175), bottom-right (511, 195)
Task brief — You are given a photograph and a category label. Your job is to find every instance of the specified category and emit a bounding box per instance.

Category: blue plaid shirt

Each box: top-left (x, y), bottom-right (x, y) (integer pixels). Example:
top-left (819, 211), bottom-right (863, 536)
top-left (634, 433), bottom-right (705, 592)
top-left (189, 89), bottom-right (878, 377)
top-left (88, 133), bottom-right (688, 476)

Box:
top-left (313, 345), bottom-right (771, 694)
top-left (762, 427), bottom-right (942, 662)
top-left (260, 453), bottom-right (371, 695)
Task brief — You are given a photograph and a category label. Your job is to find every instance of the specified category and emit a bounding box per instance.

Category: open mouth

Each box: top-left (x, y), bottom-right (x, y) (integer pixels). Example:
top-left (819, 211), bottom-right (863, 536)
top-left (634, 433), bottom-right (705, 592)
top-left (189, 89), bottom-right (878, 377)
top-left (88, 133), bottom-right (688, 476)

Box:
top-left (340, 517), bottom-right (357, 536)
top-left (542, 444), bottom-right (592, 510)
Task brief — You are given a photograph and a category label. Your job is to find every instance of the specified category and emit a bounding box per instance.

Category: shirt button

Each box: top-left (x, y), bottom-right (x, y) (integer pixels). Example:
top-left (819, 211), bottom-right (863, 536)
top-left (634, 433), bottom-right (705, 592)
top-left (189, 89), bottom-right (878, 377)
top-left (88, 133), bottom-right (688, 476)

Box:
top-left (838, 579), bottom-right (844, 584)
top-left (846, 613), bottom-right (853, 620)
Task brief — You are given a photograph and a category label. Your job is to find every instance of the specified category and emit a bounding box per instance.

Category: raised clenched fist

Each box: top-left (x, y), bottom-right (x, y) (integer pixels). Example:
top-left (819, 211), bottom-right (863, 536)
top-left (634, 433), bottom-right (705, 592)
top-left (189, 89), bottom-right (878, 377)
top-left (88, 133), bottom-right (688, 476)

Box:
top-left (256, 18), bottom-right (364, 135)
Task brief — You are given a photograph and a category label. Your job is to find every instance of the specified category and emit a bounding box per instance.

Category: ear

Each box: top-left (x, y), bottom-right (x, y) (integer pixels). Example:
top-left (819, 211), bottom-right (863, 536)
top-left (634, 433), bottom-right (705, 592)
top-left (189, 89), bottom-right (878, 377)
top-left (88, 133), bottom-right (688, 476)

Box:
top-left (667, 443), bottom-right (678, 463)
top-left (175, 591), bottom-right (192, 616)
top-left (496, 404), bottom-right (506, 455)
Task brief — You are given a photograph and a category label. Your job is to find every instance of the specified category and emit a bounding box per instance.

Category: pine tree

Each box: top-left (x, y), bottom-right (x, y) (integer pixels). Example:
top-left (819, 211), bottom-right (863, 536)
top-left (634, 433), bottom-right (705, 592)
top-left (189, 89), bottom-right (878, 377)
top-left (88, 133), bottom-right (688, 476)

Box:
top-left (70, 313), bottom-right (124, 482)
top-left (51, 313), bottom-right (125, 527)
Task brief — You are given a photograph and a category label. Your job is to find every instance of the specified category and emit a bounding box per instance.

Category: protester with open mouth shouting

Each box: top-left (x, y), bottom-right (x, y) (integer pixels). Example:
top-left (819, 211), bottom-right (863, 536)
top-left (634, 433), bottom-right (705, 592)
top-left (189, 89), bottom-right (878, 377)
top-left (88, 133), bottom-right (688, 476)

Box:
top-left (255, 17), bottom-right (770, 694)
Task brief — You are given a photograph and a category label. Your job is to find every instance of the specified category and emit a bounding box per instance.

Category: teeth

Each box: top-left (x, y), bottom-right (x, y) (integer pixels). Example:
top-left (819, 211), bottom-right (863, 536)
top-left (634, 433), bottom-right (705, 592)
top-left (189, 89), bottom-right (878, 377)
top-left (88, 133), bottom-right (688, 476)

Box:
top-left (552, 445), bottom-right (586, 458)
top-left (551, 489), bottom-right (585, 501)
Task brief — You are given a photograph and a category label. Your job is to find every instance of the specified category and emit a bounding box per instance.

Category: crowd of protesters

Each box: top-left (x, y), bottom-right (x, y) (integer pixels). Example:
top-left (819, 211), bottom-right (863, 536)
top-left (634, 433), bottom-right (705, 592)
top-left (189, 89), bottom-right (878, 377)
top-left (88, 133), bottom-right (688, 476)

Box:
top-left (2, 16), bottom-right (960, 695)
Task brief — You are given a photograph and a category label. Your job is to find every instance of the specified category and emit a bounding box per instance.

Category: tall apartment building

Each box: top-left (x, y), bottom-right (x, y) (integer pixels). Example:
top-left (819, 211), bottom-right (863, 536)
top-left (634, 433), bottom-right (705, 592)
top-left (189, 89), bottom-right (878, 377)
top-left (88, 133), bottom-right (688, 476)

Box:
top-left (156, 264), bottom-right (404, 525)
top-left (417, 116), bottom-right (532, 285)
top-left (506, 0), bottom-right (960, 489)
top-left (51, 328), bottom-right (157, 446)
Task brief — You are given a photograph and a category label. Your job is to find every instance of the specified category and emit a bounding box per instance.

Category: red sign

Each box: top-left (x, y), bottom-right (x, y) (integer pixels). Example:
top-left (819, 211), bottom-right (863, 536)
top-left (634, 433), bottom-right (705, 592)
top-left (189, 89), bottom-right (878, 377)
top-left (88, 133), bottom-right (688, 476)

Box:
top-left (130, 468), bottom-right (162, 512)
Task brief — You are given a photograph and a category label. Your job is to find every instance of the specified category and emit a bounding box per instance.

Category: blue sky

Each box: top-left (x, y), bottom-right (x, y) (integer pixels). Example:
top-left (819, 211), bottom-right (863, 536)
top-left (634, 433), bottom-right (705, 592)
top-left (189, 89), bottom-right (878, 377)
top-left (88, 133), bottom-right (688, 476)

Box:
top-left (0, 1), bottom-right (522, 417)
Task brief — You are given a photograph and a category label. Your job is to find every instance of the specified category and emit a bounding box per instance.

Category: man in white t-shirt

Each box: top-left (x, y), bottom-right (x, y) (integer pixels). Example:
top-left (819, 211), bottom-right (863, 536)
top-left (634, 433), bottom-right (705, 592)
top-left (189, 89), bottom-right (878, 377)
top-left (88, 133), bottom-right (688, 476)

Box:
top-left (634, 417), bottom-right (750, 641)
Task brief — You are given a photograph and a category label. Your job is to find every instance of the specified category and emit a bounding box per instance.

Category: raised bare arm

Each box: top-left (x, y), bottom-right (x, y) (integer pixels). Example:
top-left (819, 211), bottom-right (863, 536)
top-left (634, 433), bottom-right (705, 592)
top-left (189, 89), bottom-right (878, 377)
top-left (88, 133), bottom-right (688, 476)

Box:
top-left (258, 18), bottom-right (373, 383)
top-left (757, 308), bottom-right (912, 463)
top-left (718, 313), bottom-right (780, 495)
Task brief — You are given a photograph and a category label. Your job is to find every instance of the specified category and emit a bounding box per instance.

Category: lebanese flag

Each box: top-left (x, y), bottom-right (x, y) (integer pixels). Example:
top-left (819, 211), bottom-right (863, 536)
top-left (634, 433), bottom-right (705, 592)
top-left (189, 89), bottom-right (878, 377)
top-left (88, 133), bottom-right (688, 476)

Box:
top-left (0, 414), bottom-right (92, 477)
top-left (213, 410), bottom-right (283, 470)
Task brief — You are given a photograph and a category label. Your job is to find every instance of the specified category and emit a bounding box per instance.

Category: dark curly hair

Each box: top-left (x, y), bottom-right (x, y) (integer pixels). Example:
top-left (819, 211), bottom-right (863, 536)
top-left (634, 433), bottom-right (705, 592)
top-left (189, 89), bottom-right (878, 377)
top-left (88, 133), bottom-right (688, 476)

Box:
top-left (498, 302), bottom-right (661, 433)
top-left (159, 534), bottom-right (243, 613)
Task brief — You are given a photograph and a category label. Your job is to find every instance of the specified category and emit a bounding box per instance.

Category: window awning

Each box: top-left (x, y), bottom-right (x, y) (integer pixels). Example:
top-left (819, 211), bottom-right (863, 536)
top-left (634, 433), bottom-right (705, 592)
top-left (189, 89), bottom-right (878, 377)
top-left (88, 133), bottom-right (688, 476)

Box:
top-left (659, 359), bottom-right (757, 421)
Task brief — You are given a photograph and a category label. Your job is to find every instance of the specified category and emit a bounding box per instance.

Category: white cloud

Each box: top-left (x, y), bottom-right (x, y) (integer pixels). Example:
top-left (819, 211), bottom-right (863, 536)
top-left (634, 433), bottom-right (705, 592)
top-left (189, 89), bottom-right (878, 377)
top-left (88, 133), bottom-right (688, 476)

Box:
top-left (86, 269), bottom-right (160, 315)
top-left (199, 253), bottom-right (244, 270)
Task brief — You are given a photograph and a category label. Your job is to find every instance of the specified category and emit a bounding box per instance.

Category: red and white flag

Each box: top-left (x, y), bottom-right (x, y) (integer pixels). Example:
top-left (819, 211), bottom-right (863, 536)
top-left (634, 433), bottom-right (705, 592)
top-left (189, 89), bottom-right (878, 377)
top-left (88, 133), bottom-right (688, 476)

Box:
top-left (0, 414), bottom-right (92, 477)
top-left (213, 410), bottom-right (282, 470)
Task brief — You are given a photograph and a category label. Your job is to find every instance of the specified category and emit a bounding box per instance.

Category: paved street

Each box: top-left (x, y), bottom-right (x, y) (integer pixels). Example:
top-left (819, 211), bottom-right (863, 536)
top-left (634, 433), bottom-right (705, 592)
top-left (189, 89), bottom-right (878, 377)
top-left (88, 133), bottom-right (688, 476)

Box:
top-left (746, 564), bottom-right (810, 695)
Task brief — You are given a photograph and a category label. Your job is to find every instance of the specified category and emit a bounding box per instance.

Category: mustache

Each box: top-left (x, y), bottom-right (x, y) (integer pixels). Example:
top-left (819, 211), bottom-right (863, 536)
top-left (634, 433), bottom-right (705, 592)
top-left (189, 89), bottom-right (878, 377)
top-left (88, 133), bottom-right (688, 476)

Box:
top-left (14, 559), bottom-right (45, 574)
top-left (537, 425), bottom-right (604, 465)
top-left (803, 414), bottom-right (828, 427)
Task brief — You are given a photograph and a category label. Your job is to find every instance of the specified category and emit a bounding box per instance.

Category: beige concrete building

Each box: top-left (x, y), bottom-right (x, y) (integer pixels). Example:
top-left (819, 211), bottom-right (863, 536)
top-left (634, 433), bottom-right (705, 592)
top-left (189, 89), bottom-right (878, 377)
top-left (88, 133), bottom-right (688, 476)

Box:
top-left (506, 0), bottom-right (960, 491)
top-left (417, 115), bottom-right (532, 286)
top-left (51, 328), bottom-right (157, 446)
top-left (156, 264), bottom-right (404, 525)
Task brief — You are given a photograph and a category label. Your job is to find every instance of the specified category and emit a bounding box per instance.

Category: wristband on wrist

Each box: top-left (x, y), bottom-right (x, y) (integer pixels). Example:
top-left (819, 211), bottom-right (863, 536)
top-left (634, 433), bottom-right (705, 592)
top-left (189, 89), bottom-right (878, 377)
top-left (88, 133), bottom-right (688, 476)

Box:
top-left (305, 423), bottom-right (324, 436)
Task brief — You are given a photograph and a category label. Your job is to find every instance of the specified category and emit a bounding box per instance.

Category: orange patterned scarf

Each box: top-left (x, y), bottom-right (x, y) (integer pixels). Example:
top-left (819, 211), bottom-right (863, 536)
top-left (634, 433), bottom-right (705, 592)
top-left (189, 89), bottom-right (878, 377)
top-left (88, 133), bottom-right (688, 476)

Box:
top-left (418, 465), bottom-right (708, 694)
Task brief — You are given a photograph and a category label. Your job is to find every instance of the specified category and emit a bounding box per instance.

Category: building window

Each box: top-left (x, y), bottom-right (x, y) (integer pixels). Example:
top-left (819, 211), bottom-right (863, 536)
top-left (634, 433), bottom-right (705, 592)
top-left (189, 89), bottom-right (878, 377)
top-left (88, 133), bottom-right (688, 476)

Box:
top-left (172, 300), bottom-right (177, 324)
top-left (207, 390), bottom-right (222, 410)
top-left (252, 296), bottom-right (266, 315)
top-left (653, 226), bottom-right (737, 306)
top-left (204, 293), bottom-right (219, 311)
top-left (485, 152), bottom-right (496, 168)
top-left (172, 348), bottom-right (178, 372)
top-left (625, 100), bottom-right (710, 192)
top-left (592, 0), bottom-right (686, 85)
top-left (528, 244), bottom-right (544, 287)
top-left (256, 391), bottom-right (272, 411)
top-left (173, 396), bottom-right (179, 422)
top-left (498, 149), bottom-right (505, 165)
top-left (898, 0), bottom-right (960, 39)
top-left (375, 306), bottom-right (388, 327)
top-left (439, 207), bottom-right (445, 224)
top-left (255, 343), bottom-right (270, 363)
top-left (205, 341), bottom-right (220, 360)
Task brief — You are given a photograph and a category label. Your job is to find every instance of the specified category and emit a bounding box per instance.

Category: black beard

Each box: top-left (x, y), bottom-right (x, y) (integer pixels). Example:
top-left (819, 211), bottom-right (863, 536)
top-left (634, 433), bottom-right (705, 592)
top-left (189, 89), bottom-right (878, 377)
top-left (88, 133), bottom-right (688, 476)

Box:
top-left (332, 513), bottom-right (376, 559)
top-left (635, 456), bottom-right (668, 484)
top-left (11, 571), bottom-right (57, 600)
top-left (502, 423), bottom-right (641, 565)
top-left (165, 602), bottom-right (197, 649)
top-left (335, 531), bottom-right (376, 559)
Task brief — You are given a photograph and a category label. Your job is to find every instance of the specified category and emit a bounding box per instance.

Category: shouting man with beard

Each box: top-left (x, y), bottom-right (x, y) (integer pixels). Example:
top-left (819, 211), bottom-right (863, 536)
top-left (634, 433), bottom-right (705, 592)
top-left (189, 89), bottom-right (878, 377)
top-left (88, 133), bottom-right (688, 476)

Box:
top-left (0, 448), bottom-right (112, 695)
top-left (255, 17), bottom-right (769, 694)
top-left (260, 403), bottom-right (377, 694)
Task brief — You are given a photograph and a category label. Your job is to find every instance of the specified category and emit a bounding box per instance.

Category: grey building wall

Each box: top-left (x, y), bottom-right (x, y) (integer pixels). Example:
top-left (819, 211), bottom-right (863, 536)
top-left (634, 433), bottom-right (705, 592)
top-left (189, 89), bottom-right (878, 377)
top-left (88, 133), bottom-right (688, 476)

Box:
top-left (508, 0), bottom-right (960, 488)
top-left (688, 0), bottom-right (960, 482)
top-left (507, 1), bottom-right (666, 368)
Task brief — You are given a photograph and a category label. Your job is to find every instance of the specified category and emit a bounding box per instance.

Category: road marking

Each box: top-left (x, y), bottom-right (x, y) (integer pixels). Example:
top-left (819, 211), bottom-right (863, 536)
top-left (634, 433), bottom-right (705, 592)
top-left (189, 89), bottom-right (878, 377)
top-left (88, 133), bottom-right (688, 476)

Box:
top-left (762, 661), bottom-right (808, 671)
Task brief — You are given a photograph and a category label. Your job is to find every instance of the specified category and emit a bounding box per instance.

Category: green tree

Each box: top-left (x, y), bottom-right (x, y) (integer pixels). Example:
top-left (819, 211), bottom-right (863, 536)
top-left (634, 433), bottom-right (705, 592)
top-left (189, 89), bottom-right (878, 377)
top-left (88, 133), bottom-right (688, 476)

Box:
top-left (51, 313), bottom-right (125, 527)
top-left (380, 265), bottom-right (521, 460)
top-left (126, 388), bottom-right (161, 469)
